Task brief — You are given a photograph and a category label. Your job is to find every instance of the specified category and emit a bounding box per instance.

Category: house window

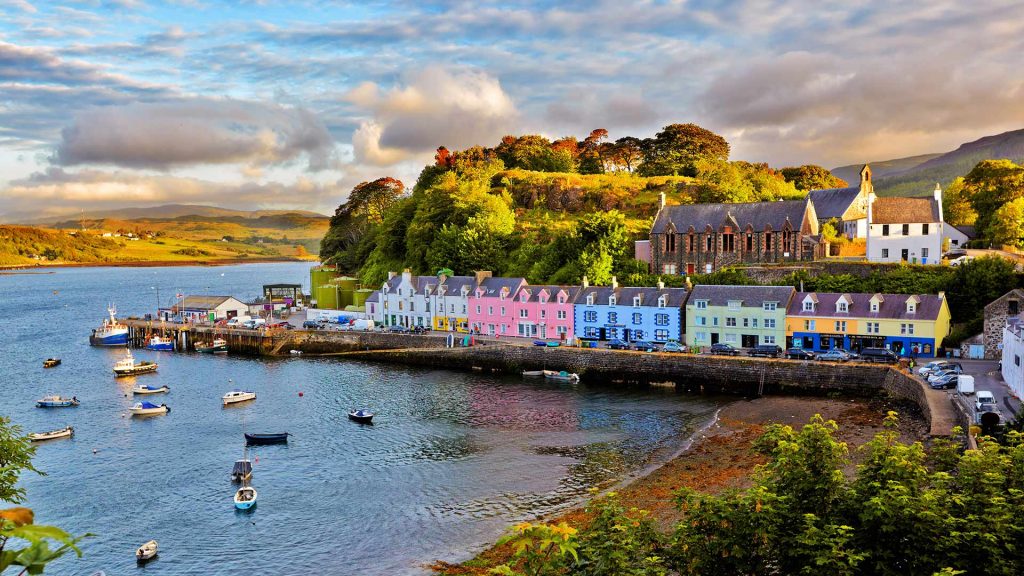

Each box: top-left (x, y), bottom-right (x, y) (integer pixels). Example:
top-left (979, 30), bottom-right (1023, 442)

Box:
top-left (634, 330), bottom-right (645, 339)
top-left (726, 317), bottom-right (737, 327)
top-left (922, 223), bottom-right (929, 235)
top-left (488, 306), bottom-right (494, 315)
top-left (488, 324), bottom-right (495, 335)
top-left (557, 326), bottom-right (567, 335)
top-left (763, 302), bottom-right (777, 311)
top-left (907, 302), bottom-right (916, 314)
top-left (633, 296), bottom-right (641, 307)
top-left (449, 304), bottom-right (455, 313)
top-left (655, 329), bottom-right (669, 341)
top-left (1016, 355), bottom-right (1020, 367)
top-left (922, 248), bottom-right (929, 258)
top-left (658, 296), bottom-right (667, 307)
top-left (399, 301), bottom-right (404, 310)
top-left (866, 322), bottom-right (879, 334)
top-left (1010, 300), bottom-right (1020, 316)
top-left (462, 305), bottom-right (466, 314)
top-left (584, 311), bottom-right (597, 322)
top-left (476, 305), bottom-right (481, 314)
top-left (725, 333), bottom-right (737, 343)
top-left (501, 324), bottom-right (507, 334)
top-left (706, 235), bottom-right (713, 251)
top-left (663, 264), bottom-right (677, 274)
top-left (609, 328), bottom-right (619, 339)
top-left (837, 302), bottom-right (848, 313)
top-left (764, 318), bottom-right (776, 329)
top-left (882, 249), bottom-right (889, 258)
top-left (752, 318), bottom-right (759, 328)
top-left (901, 323), bottom-right (915, 335)
top-left (727, 300), bottom-right (741, 311)
top-left (519, 309), bottom-right (529, 318)
top-left (696, 300), bottom-right (708, 309)
top-left (688, 234), bottom-right (695, 253)
top-left (902, 224), bottom-right (910, 235)
top-left (763, 335), bottom-right (776, 344)
top-left (871, 302), bottom-right (879, 312)
top-left (765, 232), bottom-right (772, 250)
top-left (557, 310), bottom-right (567, 320)
top-left (723, 233), bottom-right (735, 252)
top-left (697, 316), bottom-right (707, 326)
top-left (655, 314), bottom-right (669, 326)
top-left (882, 225), bottom-right (889, 236)
top-left (586, 294), bottom-right (595, 305)
top-left (803, 301), bottom-right (814, 312)
top-left (585, 326), bottom-right (597, 338)
top-left (743, 318), bottom-right (749, 327)
top-left (632, 313), bottom-right (642, 325)
top-left (540, 310), bottom-right (547, 319)
top-left (608, 312), bottom-right (618, 323)
top-left (667, 234), bottom-right (676, 252)
top-left (609, 296), bottom-right (617, 306)
top-left (500, 306), bottom-right (506, 316)
top-left (835, 321), bottom-right (847, 332)
top-left (804, 320), bottom-right (816, 330)
top-left (695, 332), bottom-right (707, 342)
top-left (746, 234), bottom-right (753, 251)
top-left (713, 317), bottom-right (720, 326)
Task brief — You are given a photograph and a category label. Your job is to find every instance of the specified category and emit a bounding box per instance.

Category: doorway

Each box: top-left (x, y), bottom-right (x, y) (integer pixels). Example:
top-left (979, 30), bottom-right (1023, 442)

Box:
top-left (741, 334), bottom-right (757, 348)
top-left (711, 332), bottom-right (720, 345)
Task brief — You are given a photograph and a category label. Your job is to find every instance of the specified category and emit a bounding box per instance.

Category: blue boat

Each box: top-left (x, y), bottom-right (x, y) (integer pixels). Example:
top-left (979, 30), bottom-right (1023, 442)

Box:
top-left (145, 336), bottom-right (174, 351)
top-left (36, 395), bottom-right (80, 408)
top-left (89, 306), bottom-right (129, 346)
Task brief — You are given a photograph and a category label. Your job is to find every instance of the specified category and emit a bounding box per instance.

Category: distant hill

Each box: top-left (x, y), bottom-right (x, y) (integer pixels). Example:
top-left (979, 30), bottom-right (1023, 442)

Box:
top-left (831, 128), bottom-right (1024, 196)
top-left (8, 204), bottom-right (328, 225)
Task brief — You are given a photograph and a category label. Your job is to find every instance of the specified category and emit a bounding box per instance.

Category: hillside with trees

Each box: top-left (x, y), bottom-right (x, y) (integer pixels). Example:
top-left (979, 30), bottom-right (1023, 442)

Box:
top-left (321, 123), bottom-right (834, 286)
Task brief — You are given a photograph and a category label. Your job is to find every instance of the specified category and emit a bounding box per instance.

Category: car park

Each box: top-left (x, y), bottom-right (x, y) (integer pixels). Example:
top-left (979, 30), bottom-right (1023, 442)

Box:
top-left (785, 348), bottom-right (816, 360)
top-left (748, 344), bottom-right (782, 358)
top-left (859, 347), bottom-right (899, 363)
top-left (606, 338), bottom-right (631, 350)
top-left (817, 349), bottom-right (850, 362)
top-left (662, 341), bottom-right (685, 353)
top-left (709, 342), bottom-right (740, 356)
top-left (632, 340), bottom-right (658, 352)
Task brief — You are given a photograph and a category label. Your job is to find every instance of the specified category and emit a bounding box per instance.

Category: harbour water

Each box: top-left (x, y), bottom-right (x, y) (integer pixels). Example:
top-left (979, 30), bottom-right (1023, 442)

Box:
top-left (1, 263), bottom-right (725, 575)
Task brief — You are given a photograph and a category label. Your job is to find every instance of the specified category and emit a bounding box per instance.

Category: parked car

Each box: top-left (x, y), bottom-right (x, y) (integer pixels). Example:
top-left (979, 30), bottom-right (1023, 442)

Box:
top-left (302, 320), bottom-right (320, 329)
top-left (606, 339), bottom-right (631, 350)
top-left (929, 373), bottom-right (959, 390)
top-left (709, 342), bottom-right (740, 356)
top-left (632, 340), bottom-right (657, 352)
top-left (949, 255), bottom-right (974, 267)
top-left (662, 341), bottom-right (685, 353)
top-left (785, 348), bottom-right (816, 360)
top-left (918, 360), bottom-right (951, 376)
top-left (411, 326), bottom-right (430, 334)
top-left (748, 344), bottom-right (783, 358)
top-left (817, 349), bottom-right (850, 362)
top-left (928, 368), bottom-right (964, 383)
top-left (859, 347), bottom-right (899, 363)
top-left (833, 347), bottom-right (860, 359)
top-left (387, 325), bottom-right (410, 333)
top-left (975, 390), bottom-right (997, 411)
top-left (943, 249), bottom-right (968, 260)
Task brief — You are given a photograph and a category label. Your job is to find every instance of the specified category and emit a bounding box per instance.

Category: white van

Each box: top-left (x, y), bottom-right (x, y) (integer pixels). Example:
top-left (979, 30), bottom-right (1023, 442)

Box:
top-left (956, 375), bottom-right (975, 395)
top-left (975, 390), bottom-right (996, 411)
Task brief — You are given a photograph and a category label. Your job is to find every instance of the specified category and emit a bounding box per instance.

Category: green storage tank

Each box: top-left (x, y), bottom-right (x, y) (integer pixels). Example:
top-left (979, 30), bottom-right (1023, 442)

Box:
top-left (334, 276), bottom-right (358, 309)
top-left (314, 284), bottom-right (339, 310)
top-left (309, 266), bottom-right (340, 297)
top-left (352, 289), bottom-right (373, 308)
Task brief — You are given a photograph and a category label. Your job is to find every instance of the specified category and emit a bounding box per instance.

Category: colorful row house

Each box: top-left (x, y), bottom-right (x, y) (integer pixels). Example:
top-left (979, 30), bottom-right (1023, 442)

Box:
top-left (684, 285), bottom-right (794, 349)
top-left (511, 285), bottom-right (582, 340)
top-left (467, 274), bottom-right (528, 337)
top-left (786, 292), bottom-right (951, 357)
top-left (573, 279), bottom-right (689, 343)
top-left (373, 270), bottom-right (478, 330)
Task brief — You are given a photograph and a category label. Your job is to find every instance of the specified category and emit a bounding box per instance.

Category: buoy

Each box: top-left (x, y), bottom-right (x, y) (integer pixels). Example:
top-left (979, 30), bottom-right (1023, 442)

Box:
top-left (92, 449), bottom-right (98, 454)
top-left (298, 392), bottom-right (304, 397)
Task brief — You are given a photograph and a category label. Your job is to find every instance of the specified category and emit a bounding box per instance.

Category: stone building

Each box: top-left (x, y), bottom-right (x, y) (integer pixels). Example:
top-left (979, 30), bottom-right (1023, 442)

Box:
top-left (649, 197), bottom-right (822, 275)
top-left (806, 164), bottom-right (872, 239)
top-left (984, 288), bottom-right (1024, 360)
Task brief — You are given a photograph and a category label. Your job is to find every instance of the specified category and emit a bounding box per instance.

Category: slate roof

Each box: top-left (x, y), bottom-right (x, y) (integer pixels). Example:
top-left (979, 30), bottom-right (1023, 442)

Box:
top-left (577, 286), bottom-right (690, 308)
top-left (364, 291), bottom-right (379, 303)
top-left (434, 275), bottom-right (478, 296)
top-left (787, 292), bottom-right (945, 321)
top-left (954, 225), bottom-right (977, 239)
top-left (872, 197), bottom-right (941, 224)
top-left (652, 199), bottom-right (811, 234)
top-left (517, 285), bottom-right (583, 304)
top-left (474, 276), bottom-right (527, 298)
top-left (807, 187), bottom-right (861, 220)
top-left (687, 285), bottom-right (795, 308)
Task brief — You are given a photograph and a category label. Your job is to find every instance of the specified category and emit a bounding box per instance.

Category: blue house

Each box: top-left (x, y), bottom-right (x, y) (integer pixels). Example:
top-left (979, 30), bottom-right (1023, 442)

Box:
top-left (573, 278), bottom-right (689, 343)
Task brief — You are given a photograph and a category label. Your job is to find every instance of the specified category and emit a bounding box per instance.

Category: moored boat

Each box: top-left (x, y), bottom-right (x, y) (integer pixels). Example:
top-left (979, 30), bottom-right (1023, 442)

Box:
top-left (348, 409), bottom-right (374, 424)
top-left (30, 426), bottom-right (74, 442)
top-left (196, 338), bottom-right (228, 354)
top-left (89, 305), bottom-right (129, 346)
top-left (233, 485), bottom-right (257, 510)
top-left (36, 395), bottom-right (79, 408)
top-left (231, 459), bottom-right (253, 483)
top-left (543, 370), bottom-right (579, 383)
top-left (522, 370), bottom-right (545, 377)
top-left (113, 350), bottom-right (158, 377)
top-left (132, 384), bottom-right (169, 395)
top-left (136, 540), bottom-right (158, 562)
top-left (129, 401), bottom-right (169, 416)
top-left (145, 336), bottom-right (175, 351)
top-left (43, 358), bottom-right (61, 368)
top-left (244, 432), bottom-right (289, 445)
top-left (223, 390), bottom-right (256, 406)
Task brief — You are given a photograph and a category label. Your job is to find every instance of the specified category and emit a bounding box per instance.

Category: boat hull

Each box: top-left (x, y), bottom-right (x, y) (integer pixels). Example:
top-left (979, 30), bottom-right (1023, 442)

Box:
top-left (145, 342), bottom-right (174, 351)
top-left (90, 331), bottom-right (128, 346)
top-left (348, 413), bottom-right (374, 424)
top-left (136, 541), bottom-right (158, 563)
top-left (223, 392), bottom-right (256, 406)
top-left (130, 406), bottom-right (169, 416)
top-left (30, 426), bottom-right (73, 441)
top-left (36, 401), bottom-right (78, 408)
top-left (244, 433), bottom-right (288, 445)
top-left (43, 359), bottom-right (61, 368)
top-left (114, 364), bottom-right (158, 377)
top-left (133, 386), bottom-right (169, 395)
top-left (233, 488), bottom-right (257, 510)
top-left (197, 344), bottom-right (228, 354)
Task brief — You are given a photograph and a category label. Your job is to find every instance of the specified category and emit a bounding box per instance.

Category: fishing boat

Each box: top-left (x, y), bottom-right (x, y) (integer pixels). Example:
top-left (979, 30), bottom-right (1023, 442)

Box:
top-left (244, 432), bottom-right (289, 445)
top-left (145, 336), bottom-right (175, 351)
top-left (135, 540), bottom-right (158, 563)
top-left (223, 390), bottom-right (256, 406)
top-left (348, 409), bottom-right (374, 424)
top-left (233, 483), bottom-right (257, 510)
top-left (522, 370), bottom-right (545, 377)
top-left (196, 338), bottom-right (228, 354)
top-left (43, 358), bottom-right (61, 368)
top-left (36, 395), bottom-right (79, 408)
top-left (89, 305), bottom-right (129, 346)
top-left (129, 401), bottom-right (169, 416)
top-left (543, 370), bottom-right (580, 383)
top-left (30, 426), bottom-right (74, 442)
top-left (231, 458), bottom-right (253, 483)
top-left (132, 384), bottom-right (169, 395)
top-left (112, 350), bottom-right (158, 377)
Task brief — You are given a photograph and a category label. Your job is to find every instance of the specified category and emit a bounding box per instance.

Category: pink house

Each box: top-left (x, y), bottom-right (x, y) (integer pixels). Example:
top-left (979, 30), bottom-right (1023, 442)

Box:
top-left (512, 285), bottom-right (580, 341)
top-left (468, 275), bottom-right (527, 337)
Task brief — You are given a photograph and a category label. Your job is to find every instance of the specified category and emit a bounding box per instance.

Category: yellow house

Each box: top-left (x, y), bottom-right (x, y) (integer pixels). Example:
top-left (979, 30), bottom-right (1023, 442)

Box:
top-left (786, 292), bottom-right (951, 357)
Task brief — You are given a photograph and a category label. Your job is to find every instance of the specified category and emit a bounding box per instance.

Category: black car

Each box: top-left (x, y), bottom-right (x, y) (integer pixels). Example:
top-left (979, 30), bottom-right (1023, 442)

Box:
top-left (387, 325), bottom-right (410, 333)
top-left (632, 340), bottom-right (657, 352)
top-left (709, 342), bottom-right (740, 356)
top-left (301, 320), bottom-right (320, 329)
top-left (748, 344), bottom-right (782, 358)
top-left (607, 338), bottom-right (631, 350)
top-left (859, 347), bottom-right (899, 363)
top-left (785, 348), bottom-right (816, 360)
top-left (929, 373), bottom-right (959, 390)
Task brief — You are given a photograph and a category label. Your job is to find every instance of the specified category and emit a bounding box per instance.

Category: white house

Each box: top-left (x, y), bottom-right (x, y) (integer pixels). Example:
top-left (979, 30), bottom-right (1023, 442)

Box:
top-left (943, 225), bottom-right (976, 250)
top-left (160, 295), bottom-right (249, 323)
top-left (1001, 317), bottom-right (1024, 399)
top-left (866, 184), bottom-right (944, 265)
top-left (379, 270), bottom-right (433, 328)
top-left (428, 274), bottom-right (478, 332)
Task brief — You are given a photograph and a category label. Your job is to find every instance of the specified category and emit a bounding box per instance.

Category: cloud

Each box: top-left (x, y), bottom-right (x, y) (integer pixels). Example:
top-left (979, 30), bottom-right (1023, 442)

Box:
top-left (3, 0), bottom-right (36, 13)
top-left (54, 99), bottom-right (337, 171)
top-left (345, 67), bottom-right (517, 166)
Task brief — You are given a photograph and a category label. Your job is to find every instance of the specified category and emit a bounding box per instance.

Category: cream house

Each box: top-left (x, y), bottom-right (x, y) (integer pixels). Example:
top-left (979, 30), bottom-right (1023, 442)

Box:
top-left (866, 185), bottom-right (944, 265)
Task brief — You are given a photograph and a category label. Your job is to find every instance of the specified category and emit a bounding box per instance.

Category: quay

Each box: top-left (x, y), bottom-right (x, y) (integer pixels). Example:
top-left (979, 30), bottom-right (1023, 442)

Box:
top-left (120, 318), bottom-right (958, 436)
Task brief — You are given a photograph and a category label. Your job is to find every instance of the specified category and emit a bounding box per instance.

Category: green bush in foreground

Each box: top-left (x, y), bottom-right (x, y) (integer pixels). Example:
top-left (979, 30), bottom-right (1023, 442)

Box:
top-left (491, 414), bottom-right (1024, 576)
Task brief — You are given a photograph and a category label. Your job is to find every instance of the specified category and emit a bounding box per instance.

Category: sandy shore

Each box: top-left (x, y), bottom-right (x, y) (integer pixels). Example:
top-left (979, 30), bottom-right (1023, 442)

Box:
top-left (430, 394), bottom-right (928, 574)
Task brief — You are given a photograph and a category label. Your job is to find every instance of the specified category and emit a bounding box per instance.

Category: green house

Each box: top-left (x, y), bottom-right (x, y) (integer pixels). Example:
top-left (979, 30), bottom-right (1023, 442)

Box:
top-left (685, 285), bottom-right (795, 350)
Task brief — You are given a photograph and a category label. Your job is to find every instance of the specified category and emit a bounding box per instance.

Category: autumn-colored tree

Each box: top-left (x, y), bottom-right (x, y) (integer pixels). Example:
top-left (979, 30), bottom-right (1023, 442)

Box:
top-left (578, 128), bottom-right (609, 174)
top-left (434, 146), bottom-right (454, 170)
top-left (942, 177), bottom-right (977, 226)
top-left (611, 136), bottom-right (643, 172)
top-left (781, 164), bottom-right (848, 191)
top-left (963, 159), bottom-right (1024, 242)
top-left (988, 197), bottom-right (1024, 248)
top-left (637, 123), bottom-right (730, 177)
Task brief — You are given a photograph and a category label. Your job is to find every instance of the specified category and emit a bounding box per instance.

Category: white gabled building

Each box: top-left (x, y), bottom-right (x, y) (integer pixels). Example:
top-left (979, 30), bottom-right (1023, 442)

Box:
top-left (1001, 317), bottom-right (1024, 399)
top-left (866, 184), bottom-right (944, 265)
top-left (379, 270), bottom-right (433, 328)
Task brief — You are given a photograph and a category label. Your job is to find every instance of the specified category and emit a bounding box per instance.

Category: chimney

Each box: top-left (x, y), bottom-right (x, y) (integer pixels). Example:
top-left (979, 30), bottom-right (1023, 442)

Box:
top-left (401, 269), bottom-right (412, 284)
top-left (611, 276), bottom-right (618, 289)
top-left (387, 271), bottom-right (397, 280)
top-left (659, 191), bottom-right (666, 208)
top-left (933, 183), bottom-right (943, 223)
top-left (581, 276), bottom-right (589, 289)
top-left (474, 270), bottom-right (492, 285)
top-left (685, 276), bottom-right (693, 290)
top-left (657, 279), bottom-right (665, 290)
top-left (938, 291), bottom-right (946, 301)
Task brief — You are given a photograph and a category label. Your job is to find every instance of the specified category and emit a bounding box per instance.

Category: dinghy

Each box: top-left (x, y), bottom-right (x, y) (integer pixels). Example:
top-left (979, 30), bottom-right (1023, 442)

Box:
top-left (233, 485), bottom-right (257, 510)
top-left (135, 540), bottom-right (158, 562)
top-left (222, 390), bottom-right (256, 406)
top-left (348, 409), bottom-right (374, 424)
top-left (129, 401), bottom-right (169, 416)
top-left (43, 358), bottom-right (61, 368)
top-left (244, 432), bottom-right (289, 445)
top-left (522, 370), bottom-right (545, 377)
top-left (30, 426), bottom-right (73, 442)
top-left (133, 384), bottom-right (169, 395)
top-left (36, 395), bottom-right (79, 408)
top-left (543, 370), bottom-right (580, 383)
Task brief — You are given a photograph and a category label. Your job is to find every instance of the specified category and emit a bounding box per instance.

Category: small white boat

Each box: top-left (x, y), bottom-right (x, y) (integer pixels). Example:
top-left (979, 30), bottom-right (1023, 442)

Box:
top-left (522, 370), bottom-right (545, 377)
top-left (543, 370), bottom-right (580, 383)
top-left (196, 338), bottom-right (228, 353)
top-left (30, 426), bottom-right (74, 442)
top-left (113, 350), bottom-right (158, 377)
top-left (133, 384), bottom-right (170, 395)
top-left (136, 540), bottom-right (158, 562)
top-left (234, 485), bottom-right (257, 510)
top-left (129, 401), bottom-right (169, 416)
top-left (289, 349), bottom-right (302, 355)
top-left (223, 390), bottom-right (256, 406)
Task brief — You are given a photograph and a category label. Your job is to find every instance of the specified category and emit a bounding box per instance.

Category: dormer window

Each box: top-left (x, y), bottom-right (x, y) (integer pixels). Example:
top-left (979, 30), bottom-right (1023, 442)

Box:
top-left (871, 302), bottom-right (879, 312)
top-left (609, 296), bottom-right (617, 306)
top-left (837, 301), bottom-right (848, 313)
top-left (586, 293), bottom-right (595, 306)
top-left (520, 292), bottom-right (529, 303)
top-left (633, 296), bottom-right (642, 307)
top-left (906, 295), bottom-right (920, 314)
top-left (803, 301), bottom-right (814, 312)
top-left (558, 294), bottom-right (565, 304)
top-left (658, 295), bottom-right (667, 307)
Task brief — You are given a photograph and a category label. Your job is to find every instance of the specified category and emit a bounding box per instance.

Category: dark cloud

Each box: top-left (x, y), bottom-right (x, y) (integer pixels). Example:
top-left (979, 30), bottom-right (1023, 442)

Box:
top-left (55, 99), bottom-right (337, 170)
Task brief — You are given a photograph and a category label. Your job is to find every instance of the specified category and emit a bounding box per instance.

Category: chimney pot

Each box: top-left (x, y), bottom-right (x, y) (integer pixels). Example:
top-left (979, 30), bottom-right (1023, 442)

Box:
top-left (611, 276), bottom-right (618, 289)
top-left (581, 276), bottom-right (589, 289)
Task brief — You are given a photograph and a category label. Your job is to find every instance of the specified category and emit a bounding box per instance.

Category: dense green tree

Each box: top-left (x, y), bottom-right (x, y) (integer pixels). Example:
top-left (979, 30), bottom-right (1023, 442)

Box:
top-left (781, 165), bottom-right (848, 191)
top-left (319, 177), bottom-right (405, 269)
top-left (637, 123), bottom-right (730, 177)
top-left (495, 134), bottom-right (574, 172)
top-left (944, 255), bottom-right (1020, 322)
top-left (963, 159), bottom-right (1024, 242)
top-left (942, 177), bottom-right (977, 227)
top-left (610, 136), bottom-right (643, 172)
top-left (988, 197), bottom-right (1024, 248)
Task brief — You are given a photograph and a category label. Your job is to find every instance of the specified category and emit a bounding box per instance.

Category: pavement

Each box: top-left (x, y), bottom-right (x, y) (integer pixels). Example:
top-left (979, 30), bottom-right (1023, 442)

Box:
top-left (957, 359), bottom-right (1021, 418)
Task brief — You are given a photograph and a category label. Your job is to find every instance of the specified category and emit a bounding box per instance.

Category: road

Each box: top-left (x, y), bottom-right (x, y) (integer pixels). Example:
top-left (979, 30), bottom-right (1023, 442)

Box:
top-left (958, 359), bottom-right (1021, 418)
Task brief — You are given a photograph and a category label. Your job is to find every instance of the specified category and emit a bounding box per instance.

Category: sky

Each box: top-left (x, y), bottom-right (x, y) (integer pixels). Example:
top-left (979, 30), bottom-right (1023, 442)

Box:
top-left (1, 0), bottom-right (1023, 220)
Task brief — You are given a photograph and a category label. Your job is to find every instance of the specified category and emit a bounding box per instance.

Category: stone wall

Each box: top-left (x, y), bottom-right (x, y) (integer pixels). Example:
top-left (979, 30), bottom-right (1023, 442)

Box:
top-left (983, 290), bottom-right (1024, 359)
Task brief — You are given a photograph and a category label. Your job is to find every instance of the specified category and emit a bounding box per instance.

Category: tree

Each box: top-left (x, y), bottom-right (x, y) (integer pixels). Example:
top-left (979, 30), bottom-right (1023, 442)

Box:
top-left (781, 165), bottom-right (848, 191)
top-left (942, 177), bottom-right (976, 226)
top-left (944, 255), bottom-right (1020, 322)
top-left (320, 177), bottom-right (405, 268)
top-left (637, 123), bottom-right (730, 177)
top-left (963, 159), bottom-right (1024, 243)
top-left (578, 128), bottom-right (609, 175)
top-left (989, 197), bottom-right (1024, 248)
top-left (611, 136), bottom-right (643, 172)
